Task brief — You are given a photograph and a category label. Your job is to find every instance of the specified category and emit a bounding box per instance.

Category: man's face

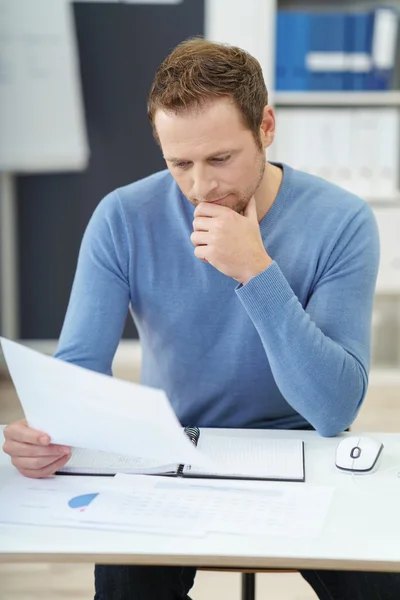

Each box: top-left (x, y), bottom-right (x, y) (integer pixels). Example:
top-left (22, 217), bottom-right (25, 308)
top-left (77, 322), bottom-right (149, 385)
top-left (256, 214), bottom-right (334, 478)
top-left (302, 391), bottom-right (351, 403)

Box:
top-left (155, 97), bottom-right (266, 214)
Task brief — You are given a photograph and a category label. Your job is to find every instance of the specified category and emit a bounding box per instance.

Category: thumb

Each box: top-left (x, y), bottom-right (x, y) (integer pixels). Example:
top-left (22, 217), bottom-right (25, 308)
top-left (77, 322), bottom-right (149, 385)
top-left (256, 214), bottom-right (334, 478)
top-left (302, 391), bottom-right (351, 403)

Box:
top-left (243, 195), bottom-right (258, 221)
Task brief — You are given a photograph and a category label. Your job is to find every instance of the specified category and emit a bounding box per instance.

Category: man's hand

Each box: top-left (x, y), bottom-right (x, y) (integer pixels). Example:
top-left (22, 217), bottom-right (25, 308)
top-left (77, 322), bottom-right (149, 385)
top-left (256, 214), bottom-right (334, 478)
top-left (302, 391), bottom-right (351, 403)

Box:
top-left (191, 196), bottom-right (272, 284)
top-left (2, 419), bottom-right (71, 478)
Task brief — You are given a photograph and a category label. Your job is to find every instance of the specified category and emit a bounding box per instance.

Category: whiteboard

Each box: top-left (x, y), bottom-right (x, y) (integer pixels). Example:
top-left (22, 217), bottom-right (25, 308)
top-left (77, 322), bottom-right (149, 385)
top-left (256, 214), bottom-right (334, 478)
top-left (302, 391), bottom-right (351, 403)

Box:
top-left (0, 0), bottom-right (89, 172)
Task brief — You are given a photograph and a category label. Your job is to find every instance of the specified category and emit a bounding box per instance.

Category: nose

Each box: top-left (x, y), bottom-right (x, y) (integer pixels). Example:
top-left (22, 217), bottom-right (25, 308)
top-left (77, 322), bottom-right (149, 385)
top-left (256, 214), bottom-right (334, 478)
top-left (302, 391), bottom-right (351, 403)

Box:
top-left (190, 164), bottom-right (218, 202)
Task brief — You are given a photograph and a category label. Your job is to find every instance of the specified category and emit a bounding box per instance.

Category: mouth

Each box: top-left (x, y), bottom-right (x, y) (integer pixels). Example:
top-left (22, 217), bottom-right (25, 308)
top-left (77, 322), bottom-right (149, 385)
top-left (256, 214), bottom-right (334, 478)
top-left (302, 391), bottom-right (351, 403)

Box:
top-left (208, 195), bottom-right (229, 205)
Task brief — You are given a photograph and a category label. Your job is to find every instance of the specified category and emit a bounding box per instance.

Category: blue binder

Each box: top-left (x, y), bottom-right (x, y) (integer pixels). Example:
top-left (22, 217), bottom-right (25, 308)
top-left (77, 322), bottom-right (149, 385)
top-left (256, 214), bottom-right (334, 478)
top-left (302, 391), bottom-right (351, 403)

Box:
top-left (344, 12), bottom-right (374, 90)
top-left (367, 7), bottom-right (399, 90)
top-left (275, 11), bottom-right (310, 90)
top-left (275, 11), bottom-right (292, 90)
top-left (308, 12), bottom-right (347, 91)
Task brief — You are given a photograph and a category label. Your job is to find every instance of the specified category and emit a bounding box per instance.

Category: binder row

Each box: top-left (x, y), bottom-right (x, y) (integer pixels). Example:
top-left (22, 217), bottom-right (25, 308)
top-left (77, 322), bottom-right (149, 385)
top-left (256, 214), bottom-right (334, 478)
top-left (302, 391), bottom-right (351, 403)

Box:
top-left (276, 7), bottom-right (399, 91)
top-left (274, 107), bottom-right (400, 201)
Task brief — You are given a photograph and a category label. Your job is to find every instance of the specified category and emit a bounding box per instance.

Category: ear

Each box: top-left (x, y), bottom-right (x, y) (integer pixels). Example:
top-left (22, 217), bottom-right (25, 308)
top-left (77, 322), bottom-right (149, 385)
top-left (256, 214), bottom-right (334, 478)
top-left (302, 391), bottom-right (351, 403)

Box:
top-left (259, 105), bottom-right (276, 149)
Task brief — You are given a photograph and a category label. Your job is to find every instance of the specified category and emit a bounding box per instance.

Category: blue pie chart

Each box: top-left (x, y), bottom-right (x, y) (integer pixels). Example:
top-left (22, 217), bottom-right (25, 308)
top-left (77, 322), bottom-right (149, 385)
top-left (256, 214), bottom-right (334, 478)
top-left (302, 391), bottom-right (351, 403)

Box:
top-left (68, 492), bottom-right (99, 511)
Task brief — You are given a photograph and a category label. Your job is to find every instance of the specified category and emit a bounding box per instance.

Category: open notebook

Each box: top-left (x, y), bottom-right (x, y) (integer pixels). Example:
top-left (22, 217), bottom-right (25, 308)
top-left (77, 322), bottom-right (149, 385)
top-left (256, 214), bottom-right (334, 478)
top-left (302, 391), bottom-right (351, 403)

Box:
top-left (58, 427), bottom-right (305, 482)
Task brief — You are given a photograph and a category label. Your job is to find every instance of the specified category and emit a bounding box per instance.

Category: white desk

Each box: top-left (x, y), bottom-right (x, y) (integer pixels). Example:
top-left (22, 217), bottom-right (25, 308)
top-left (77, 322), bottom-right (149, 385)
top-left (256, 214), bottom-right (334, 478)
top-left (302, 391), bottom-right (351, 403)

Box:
top-left (1, 428), bottom-right (400, 571)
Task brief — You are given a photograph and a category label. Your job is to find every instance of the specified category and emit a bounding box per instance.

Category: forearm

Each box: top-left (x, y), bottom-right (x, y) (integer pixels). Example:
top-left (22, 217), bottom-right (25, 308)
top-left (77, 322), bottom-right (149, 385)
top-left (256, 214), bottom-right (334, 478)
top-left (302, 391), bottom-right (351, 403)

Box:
top-left (236, 262), bottom-right (368, 436)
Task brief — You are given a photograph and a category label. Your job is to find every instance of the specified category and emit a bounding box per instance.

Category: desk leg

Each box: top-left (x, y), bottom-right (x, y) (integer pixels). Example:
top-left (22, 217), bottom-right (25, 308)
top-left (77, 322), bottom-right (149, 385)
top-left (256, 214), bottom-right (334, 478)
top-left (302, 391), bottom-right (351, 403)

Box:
top-left (241, 572), bottom-right (255, 600)
top-left (0, 172), bottom-right (19, 339)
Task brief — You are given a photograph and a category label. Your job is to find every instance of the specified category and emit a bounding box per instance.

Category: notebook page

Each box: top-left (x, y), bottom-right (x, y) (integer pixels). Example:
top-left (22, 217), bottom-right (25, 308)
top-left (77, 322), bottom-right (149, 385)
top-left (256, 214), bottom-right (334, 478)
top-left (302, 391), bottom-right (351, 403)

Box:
top-left (182, 433), bottom-right (304, 481)
top-left (59, 447), bottom-right (179, 475)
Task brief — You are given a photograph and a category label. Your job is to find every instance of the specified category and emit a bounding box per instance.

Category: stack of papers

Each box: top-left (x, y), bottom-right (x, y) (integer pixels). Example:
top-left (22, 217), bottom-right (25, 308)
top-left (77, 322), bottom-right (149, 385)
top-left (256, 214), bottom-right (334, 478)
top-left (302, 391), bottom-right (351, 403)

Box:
top-left (0, 473), bottom-right (334, 540)
top-left (0, 338), bottom-right (329, 540)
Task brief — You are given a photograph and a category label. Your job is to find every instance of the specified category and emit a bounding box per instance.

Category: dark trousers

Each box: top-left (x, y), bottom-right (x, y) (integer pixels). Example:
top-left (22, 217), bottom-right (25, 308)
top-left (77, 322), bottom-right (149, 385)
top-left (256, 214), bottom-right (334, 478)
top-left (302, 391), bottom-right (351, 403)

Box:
top-left (94, 564), bottom-right (400, 599)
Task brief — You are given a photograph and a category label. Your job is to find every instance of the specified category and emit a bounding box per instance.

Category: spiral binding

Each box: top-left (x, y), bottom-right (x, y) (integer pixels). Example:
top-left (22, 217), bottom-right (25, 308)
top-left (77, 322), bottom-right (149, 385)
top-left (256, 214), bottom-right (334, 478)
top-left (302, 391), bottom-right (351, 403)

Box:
top-left (184, 426), bottom-right (200, 445)
top-left (177, 427), bottom-right (200, 475)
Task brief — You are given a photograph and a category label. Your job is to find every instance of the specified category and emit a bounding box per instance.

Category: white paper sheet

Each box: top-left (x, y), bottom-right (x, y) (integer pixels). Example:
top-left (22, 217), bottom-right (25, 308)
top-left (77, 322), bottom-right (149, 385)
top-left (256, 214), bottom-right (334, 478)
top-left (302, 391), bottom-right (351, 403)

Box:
top-left (0, 472), bottom-right (333, 540)
top-left (0, 473), bottom-right (204, 537)
top-left (0, 338), bottom-right (213, 469)
top-left (83, 474), bottom-right (334, 539)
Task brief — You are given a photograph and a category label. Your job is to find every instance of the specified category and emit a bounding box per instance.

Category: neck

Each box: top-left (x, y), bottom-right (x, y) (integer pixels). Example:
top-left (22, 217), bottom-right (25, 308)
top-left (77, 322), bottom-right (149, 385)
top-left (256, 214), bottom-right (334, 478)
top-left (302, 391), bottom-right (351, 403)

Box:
top-left (254, 162), bottom-right (283, 222)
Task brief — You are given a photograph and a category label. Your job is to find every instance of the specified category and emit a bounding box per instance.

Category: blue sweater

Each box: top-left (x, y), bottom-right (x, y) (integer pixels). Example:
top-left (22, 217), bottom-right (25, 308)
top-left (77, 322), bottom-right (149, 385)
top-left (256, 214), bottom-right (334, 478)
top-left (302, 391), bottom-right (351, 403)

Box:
top-left (55, 163), bottom-right (379, 436)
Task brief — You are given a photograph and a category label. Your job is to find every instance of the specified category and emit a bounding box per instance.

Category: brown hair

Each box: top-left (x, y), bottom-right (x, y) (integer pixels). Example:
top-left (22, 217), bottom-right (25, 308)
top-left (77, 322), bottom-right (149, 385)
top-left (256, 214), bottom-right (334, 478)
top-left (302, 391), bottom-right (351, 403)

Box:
top-left (147, 37), bottom-right (268, 148)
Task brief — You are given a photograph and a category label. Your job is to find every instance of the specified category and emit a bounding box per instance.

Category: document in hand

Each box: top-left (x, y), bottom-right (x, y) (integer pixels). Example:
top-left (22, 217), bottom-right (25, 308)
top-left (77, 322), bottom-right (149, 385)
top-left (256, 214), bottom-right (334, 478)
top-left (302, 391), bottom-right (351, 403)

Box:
top-left (0, 337), bottom-right (213, 470)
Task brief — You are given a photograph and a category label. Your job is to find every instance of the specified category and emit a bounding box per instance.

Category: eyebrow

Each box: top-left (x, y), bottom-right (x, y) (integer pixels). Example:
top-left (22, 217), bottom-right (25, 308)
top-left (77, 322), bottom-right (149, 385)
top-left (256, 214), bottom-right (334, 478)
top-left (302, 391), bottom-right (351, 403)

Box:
top-left (164, 149), bottom-right (238, 163)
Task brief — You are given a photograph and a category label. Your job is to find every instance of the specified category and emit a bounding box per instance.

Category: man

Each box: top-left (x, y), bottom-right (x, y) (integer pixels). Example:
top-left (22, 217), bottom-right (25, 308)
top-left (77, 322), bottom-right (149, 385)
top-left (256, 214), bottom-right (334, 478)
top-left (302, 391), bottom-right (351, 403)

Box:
top-left (3, 38), bottom-right (396, 599)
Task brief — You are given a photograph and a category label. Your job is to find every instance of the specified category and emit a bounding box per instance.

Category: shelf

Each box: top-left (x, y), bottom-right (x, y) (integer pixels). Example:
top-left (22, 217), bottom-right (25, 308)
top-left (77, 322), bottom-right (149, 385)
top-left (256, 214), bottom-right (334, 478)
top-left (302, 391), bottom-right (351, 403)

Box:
top-left (367, 196), bottom-right (400, 205)
top-left (375, 290), bottom-right (400, 296)
top-left (369, 369), bottom-right (400, 386)
top-left (274, 91), bottom-right (400, 106)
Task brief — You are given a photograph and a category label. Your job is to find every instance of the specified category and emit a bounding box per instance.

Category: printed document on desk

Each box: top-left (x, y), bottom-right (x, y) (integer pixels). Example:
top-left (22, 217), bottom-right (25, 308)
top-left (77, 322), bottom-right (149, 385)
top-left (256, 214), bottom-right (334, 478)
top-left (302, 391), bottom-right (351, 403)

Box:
top-left (0, 473), bottom-right (205, 537)
top-left (0, 337), bottom-right (213, 470)
top-left (76, 474), bottom-right (334, 539)
top-left (0, 473), bottom-right (333, 540)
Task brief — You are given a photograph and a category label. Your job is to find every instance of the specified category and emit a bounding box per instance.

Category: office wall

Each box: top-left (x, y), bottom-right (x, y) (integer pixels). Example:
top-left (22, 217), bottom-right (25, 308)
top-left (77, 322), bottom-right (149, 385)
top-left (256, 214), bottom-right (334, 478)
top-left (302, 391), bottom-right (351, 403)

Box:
top-left (17, 1), bottom-right (204, 339)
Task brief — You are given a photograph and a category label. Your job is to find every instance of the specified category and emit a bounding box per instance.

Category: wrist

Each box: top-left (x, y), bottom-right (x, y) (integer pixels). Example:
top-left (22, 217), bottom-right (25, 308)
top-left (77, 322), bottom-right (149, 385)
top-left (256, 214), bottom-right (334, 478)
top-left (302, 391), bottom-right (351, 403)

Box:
top-left (241, 254), bottom-right (273, 285)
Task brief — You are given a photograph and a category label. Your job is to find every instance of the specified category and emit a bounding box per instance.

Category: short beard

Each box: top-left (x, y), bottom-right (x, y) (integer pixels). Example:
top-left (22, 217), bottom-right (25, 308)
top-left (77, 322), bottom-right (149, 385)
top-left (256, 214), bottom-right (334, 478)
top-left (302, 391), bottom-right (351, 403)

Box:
top-left (231, 150), bottom-right (266, 214)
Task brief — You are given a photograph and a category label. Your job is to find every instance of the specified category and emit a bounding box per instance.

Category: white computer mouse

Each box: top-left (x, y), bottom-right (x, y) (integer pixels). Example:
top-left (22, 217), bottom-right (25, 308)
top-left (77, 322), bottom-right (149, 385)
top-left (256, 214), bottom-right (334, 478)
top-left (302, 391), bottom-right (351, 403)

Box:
top-left (335, 435), bottom-right (384, 473)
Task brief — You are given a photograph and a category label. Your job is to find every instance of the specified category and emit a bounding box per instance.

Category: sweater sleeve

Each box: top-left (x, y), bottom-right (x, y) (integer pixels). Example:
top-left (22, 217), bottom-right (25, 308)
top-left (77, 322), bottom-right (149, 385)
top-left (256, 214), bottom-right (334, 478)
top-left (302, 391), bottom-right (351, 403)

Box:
top-left (54, 191), bottom-right (131, 375)
top-left (236, 204), bottom-right (380, 437)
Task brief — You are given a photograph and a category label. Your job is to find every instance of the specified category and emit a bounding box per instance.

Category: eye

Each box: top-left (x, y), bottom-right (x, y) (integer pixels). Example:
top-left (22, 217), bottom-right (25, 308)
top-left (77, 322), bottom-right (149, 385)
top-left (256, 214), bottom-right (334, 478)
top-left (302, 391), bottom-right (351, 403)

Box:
top-left (211, 156), bottom-right (231, 164)
top-left (174, 161), bottom-right (191, 169)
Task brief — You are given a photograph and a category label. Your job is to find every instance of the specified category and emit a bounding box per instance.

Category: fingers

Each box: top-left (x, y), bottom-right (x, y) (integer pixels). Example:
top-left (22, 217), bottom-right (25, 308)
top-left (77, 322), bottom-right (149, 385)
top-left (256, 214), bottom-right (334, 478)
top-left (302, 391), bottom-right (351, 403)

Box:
top-left (190, 231), bottom-right (209, 246)
top-left (16, 453), bottom-right (72, 479)
top-left (194, 202), bottom-right (230, 218)
top-left (11, 452), bottom-right (70, 472)
top-left (192, 217), bottom-right (211, 232)
top-left (3, 420), bottom-right (51, 446)
top-left (194, 245), bottom-right (208, 261)
top-left (2, 419), bottom-right (71, 479)
top-left (243, 195), bottom-right (257, 219)
top-left (3, 439), bottom-right (70, 458)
